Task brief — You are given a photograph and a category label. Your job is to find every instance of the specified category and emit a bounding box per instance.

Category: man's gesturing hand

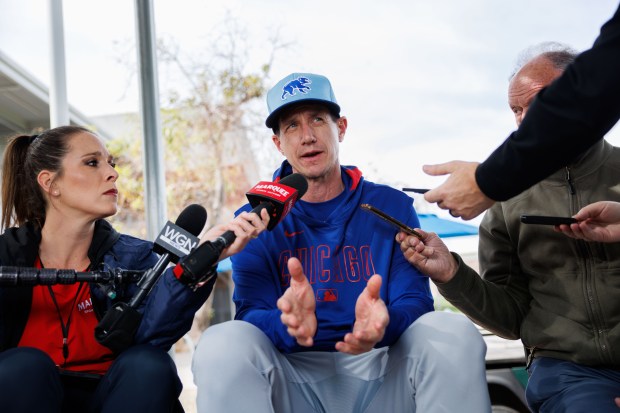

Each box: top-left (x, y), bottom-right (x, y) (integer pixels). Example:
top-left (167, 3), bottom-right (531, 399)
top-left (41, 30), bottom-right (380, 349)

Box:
top-left (277, 257), bottom-right (317, 347)
top-left (397, 229), bottom-right (458, 284)
top-left (336, 274), bottom-right (389, 355)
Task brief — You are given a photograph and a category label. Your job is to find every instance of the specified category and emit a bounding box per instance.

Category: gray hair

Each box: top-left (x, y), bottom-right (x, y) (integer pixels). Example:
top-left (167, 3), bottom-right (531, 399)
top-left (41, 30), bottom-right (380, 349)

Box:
top-left (509, 41), bottom-right (579, 80)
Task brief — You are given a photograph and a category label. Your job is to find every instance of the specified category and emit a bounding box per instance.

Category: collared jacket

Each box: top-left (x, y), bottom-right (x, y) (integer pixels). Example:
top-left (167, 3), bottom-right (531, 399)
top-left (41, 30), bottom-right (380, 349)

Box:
top-left (0, 220), bottom-right (213, 352)
top-left (439, 140), bottom-right (620, 367)
top-left (231, 161), bottom-right (434, 353)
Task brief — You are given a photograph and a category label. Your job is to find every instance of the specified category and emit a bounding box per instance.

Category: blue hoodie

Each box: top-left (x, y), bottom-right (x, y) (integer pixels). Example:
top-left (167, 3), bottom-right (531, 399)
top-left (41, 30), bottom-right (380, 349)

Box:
top-left (231, 162), bottom-right (433, 353)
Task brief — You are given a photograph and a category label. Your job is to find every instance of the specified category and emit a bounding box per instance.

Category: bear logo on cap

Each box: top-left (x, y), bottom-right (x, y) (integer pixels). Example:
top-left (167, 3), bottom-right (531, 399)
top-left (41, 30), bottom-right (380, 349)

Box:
top-left (281, 77), bottom-right (312, 100)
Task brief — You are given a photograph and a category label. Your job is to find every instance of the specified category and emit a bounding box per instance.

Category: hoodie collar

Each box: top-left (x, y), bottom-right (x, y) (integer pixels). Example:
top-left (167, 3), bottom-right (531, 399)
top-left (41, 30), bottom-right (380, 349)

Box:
top-left (272, 160), bottom-right (363, 191)
top-left (272, 160), bottom-right (365, 227)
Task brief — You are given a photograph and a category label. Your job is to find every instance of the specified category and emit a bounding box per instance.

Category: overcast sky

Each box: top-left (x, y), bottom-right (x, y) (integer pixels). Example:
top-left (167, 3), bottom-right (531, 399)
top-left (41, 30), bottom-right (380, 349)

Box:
top-left (1, 0), bottom-right (619, 227)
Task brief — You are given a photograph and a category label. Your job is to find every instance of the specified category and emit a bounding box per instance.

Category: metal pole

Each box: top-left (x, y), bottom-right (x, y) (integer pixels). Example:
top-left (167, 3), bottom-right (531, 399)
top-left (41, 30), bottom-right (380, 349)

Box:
top-left (134, 0), bottom-right (167, 240)
top-left (48, 0), bottom-right (69, 127)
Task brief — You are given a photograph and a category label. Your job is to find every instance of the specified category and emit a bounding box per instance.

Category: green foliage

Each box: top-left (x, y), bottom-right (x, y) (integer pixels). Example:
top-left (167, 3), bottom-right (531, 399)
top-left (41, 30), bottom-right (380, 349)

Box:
top-left (434, 294), bottom-right (461, 312)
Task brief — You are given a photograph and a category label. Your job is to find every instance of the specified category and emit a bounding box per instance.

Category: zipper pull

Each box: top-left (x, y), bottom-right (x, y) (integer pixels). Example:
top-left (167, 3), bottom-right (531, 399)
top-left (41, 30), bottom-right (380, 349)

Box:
top-left (63, 337), bottom-right (69, 360)
top-left (525, 346), bottom-right (537, 369)
top-left (565, 167), bottom-right (576, 195)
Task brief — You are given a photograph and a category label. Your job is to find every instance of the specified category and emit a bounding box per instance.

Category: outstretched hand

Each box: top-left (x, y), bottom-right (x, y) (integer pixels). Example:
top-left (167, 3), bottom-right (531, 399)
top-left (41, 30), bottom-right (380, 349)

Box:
top-left (277, 257), bottom-right (317, 347)
top-left (555, 201), bottom-right (620, 243)
top-left (397, 228), bottom-right (458, 284)
top-left (423, 160), bottom-right (494, 220)
top-left (335, 274), bottom-right (389, 355)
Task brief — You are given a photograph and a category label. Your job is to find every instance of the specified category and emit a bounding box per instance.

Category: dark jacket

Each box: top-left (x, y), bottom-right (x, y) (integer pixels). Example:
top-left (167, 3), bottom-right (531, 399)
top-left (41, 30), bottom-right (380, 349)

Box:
top-left (440, 140), bottom-right (620, 367)
top-left (0, 220), bottom-right (213, 352)
top-left (477, 3), bottom-right (620, 201)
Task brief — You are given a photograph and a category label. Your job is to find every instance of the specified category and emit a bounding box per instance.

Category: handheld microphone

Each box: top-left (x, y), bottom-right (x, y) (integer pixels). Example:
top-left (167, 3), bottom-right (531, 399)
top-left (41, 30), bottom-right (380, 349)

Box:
top-left (177, 173), bottom-right (308, 287)
top-left (95, 204), bottom-right (206, 353)
top-left (127, 203), bottom-right (207, 308)
top-left (246, 173), bottom-right (309, 230)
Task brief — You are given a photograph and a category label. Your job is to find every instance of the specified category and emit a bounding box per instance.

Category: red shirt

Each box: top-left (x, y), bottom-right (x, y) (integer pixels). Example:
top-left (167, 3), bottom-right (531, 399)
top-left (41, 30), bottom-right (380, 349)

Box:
top-left (18, 259), bottom-right (114, 374)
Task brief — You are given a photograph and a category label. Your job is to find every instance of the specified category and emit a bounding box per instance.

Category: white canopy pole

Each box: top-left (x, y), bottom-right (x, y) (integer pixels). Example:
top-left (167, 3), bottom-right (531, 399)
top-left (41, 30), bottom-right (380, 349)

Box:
top-left (134, 0), bottom-right (167, 240)
top-left (48, 0), bottom-right (69, 127)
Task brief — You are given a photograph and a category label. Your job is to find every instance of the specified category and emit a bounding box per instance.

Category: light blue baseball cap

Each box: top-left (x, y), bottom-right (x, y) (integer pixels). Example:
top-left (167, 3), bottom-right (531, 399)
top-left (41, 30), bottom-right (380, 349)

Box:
top-left (265, 72), bottom-right (340, 128)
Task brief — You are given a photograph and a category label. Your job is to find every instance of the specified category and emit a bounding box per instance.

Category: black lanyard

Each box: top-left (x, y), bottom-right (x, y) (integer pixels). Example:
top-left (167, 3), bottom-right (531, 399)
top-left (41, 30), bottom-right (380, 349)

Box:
top-left (39, 257), bottom-right (91, 367)
top-left (47, 282), bottom-right (85, 366)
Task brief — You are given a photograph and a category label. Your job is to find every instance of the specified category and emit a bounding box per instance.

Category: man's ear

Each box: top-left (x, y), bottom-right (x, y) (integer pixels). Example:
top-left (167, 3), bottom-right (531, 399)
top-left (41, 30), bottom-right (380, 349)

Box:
top-left (272, 134), bottom-right (284, 155)
top-left (337, 116), bottom-right (348, 142)
top-left (37, 170), bottom-right (55, 195)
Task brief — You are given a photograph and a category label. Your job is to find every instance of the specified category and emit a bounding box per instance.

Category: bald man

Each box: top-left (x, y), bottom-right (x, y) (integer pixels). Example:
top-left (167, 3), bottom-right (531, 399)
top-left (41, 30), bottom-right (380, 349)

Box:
top-left (399, 43), bottom-right (620, 412)
top-left (508, 50), bottom-right (566, 126)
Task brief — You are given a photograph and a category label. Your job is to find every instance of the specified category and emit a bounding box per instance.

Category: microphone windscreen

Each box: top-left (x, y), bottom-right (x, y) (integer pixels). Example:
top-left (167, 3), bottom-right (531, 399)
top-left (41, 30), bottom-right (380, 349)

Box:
top-left (175, 204), bottom-right (207, 236)
top-left (278, 173), bottom-right (309, 198)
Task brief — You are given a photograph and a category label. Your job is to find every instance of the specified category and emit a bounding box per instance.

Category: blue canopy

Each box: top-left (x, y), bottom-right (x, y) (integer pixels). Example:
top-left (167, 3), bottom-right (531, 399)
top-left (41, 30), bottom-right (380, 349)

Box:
top-left (418, 213), bottom-right (478, 238)
top-left (216, 213), bottom-right (477, 272)
top-left (218, 256), bottom-right (233, 272)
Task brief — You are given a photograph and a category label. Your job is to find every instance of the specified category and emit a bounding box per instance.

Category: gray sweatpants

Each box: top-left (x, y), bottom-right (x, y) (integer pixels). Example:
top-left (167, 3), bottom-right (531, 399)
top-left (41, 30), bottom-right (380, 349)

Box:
top-left (192, 311), bottom-right (491, 413)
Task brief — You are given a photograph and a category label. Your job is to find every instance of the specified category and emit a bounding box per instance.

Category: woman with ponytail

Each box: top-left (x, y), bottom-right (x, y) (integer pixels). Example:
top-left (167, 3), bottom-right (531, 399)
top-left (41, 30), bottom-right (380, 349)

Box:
top-left (0, 126), bottom-right (268, 413)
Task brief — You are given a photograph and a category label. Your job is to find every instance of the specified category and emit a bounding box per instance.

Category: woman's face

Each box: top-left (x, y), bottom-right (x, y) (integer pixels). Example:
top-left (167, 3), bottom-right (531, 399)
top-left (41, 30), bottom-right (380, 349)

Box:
top-left (46, 132), bottom-right (119, 220)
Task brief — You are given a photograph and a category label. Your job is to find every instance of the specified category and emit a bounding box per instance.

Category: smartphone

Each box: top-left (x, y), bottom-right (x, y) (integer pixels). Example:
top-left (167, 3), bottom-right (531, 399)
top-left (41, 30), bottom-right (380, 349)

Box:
top-left (520, 215), bottom-right (577, 226)
top-left (402, 188), bottom-right (429, 194)
top-left (360, 204), bottom-right (422, 238)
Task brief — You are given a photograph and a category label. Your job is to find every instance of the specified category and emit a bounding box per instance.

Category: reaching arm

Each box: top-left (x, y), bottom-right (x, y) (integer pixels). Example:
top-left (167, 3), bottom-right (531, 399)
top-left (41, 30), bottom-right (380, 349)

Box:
top-left (423, 161), bottom-right (495, 221)
top-left (136, 209), bottom-right (270, 349)
top-left (423, 5), bottom-right (620, 219)
top-left (478, 4), bottom-right (620, 201)
top-left (397, 208), bottom-right (530, 339)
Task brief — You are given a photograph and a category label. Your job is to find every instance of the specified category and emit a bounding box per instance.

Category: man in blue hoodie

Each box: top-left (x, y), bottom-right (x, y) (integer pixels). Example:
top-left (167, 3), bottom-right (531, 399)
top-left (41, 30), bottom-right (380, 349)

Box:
top-left (192, 73), bottom-right (490, 413)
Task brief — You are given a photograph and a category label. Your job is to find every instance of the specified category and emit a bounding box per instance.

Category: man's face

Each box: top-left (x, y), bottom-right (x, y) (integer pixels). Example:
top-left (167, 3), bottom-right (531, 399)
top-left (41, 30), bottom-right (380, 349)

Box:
top-left (508, 56), bottom-right (563, 126)
top-left (272, 104), bottom-right (347, 182)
